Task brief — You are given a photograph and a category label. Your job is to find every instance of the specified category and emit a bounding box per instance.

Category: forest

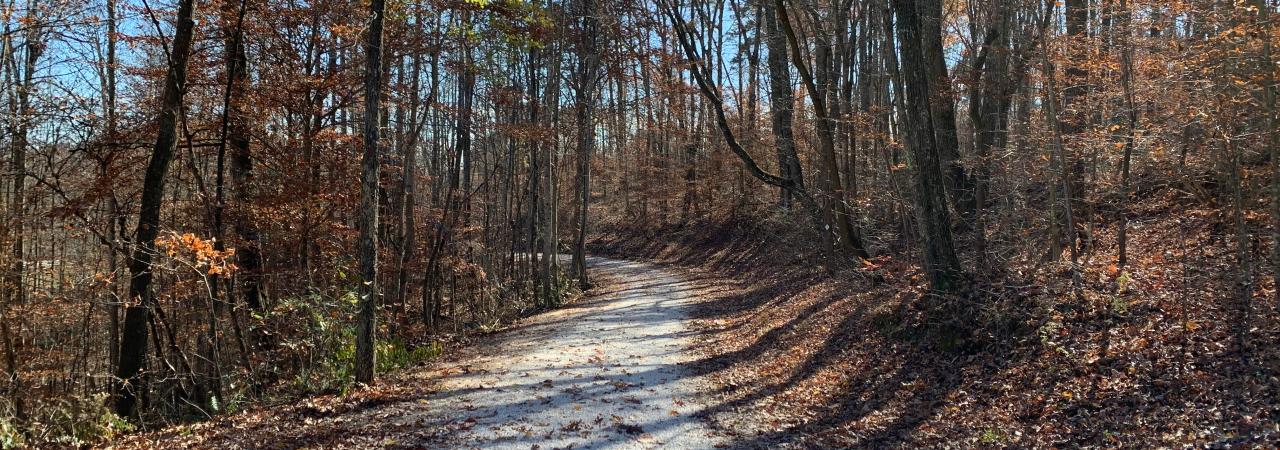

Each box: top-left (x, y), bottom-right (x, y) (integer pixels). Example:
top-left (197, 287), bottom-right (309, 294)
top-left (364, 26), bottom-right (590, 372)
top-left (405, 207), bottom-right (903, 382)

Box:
top-left (0, 0), bottom-right (1276, 447)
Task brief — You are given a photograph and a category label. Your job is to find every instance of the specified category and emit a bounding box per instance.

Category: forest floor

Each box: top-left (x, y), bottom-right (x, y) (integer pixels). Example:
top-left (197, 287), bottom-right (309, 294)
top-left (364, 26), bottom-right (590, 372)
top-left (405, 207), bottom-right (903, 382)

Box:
top-left (110, 256), bottom-right (726, 449)
top-left (589, 206), bottom-right (1280, 448)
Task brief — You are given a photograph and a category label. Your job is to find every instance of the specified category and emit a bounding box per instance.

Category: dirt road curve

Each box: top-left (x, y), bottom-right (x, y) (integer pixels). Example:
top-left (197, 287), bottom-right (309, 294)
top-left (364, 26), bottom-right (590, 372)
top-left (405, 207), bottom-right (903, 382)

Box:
top-left (407, 256), bottom-right (722, 449)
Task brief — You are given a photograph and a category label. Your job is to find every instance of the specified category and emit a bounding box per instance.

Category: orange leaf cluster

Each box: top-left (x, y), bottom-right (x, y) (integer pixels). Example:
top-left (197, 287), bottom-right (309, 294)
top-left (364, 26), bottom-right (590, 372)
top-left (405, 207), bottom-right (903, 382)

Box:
top-left (156, 232), bottom-right (238, 276)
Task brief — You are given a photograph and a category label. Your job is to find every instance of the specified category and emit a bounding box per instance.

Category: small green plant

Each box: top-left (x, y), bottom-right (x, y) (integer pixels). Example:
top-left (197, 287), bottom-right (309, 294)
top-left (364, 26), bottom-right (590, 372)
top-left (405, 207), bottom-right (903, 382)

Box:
top-left (1116, 270), bottom-right (1133, 293)
top-left (267, 290), bottom-right (360, 395)
top-left (979, 427), bottom-right (1007, 444)
top-left (0, 417), bottom-right (23, 449)
top-left (1038, 319), bottom-right (1069, 355)
top-left (378, 339), bottom-right (442, 373)
top-left (1109, 295), bottom-right (1130, 315)
top-left (270, 288), bottom-right (447, 396)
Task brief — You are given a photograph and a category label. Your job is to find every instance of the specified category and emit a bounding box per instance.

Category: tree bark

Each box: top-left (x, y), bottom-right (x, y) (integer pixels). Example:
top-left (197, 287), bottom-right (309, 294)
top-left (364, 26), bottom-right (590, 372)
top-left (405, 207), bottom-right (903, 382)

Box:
top-left (892, 0), bottom-right (965, 293)
top-left (1041, 34), bottom-right (1083, 298)
top-left (4, 0), bottom-right (42, 418)
top-left (763, 0), bottom-right (803, 209)
top-left (104, 0), bottom-right (121, 376)
top-left (114, 0), bottom-right (199, 418)
top-left (355, 0), bottom-right (386, 385)
top-left (539, 19), bottom-right (564, 308)
top-left (1255, 0), bottom-right (1278, 308)
top-left (572, 0), bottom-right (602, 290)
top-left (919, 0), bottom-right (971, 218)
top-left (1117, 0), bottom-right (1136, 267)
top-left (1061, 0), bottom-right (1088, 254)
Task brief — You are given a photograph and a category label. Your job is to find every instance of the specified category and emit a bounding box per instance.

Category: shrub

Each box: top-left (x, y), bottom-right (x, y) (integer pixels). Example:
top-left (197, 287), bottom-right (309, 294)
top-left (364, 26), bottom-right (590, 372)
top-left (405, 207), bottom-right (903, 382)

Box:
top-left (22, 394), bottom-right (133, 447)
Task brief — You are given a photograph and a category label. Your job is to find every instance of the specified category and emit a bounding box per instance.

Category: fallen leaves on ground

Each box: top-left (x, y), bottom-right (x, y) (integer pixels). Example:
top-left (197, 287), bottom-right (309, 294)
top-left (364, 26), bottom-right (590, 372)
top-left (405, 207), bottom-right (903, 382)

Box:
top-left (590, 206), bottom-right (1280, 448)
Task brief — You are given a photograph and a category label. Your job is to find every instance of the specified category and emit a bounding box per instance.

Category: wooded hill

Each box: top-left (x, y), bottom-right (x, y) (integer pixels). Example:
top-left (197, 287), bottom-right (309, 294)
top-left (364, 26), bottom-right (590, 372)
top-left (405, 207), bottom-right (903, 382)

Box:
top-left (0, 0), bottom-right (1275, 446)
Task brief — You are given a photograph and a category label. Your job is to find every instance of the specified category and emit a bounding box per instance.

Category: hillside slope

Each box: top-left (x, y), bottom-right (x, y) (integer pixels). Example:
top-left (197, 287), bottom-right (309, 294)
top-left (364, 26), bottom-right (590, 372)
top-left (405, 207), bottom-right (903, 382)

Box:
top-left (590, 207), bottom-right (1280, 448)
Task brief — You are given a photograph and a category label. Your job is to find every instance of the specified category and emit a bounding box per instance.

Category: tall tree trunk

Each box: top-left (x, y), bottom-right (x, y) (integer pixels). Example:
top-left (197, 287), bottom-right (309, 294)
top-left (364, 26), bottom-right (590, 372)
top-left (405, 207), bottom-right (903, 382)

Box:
top-left (1061, 0), bottom-right (1088, 255)
top-left (114, 0), bottom-right (198, 418)
top-left (763, 0), bottom-right (802, 208)
top-left (526, 46), bottom-right (545, 307)
top-left (1256, 0), bottom-right (1279, 308)
top-left (1117, 0), bottom-right (1136, 268)
top-left (396, 14), bottom-right (436, 317)
top-left (919, 0), bottom-right (970, 217)
top-left (538, 20), bottom-right (564, 308)
top-left (1042, 37), bottom-right (1083, 298)
top-left (216, 0), bottom-right (259, 398)
top-left (355, 0), bottom-right (386, 385)
top-left (572, 0), bottom-right (601, 290)
top-left (104, 0), bottom-right (121, 377)
top-left (4, 0), bottom-right (41, 418)
top-left (966, 4), bottom-right (1021, 271)
top-left (892, 0), bottom-right (965, 293)
top-left (1227, 132), bottom-right (1252, 355)
top-left (203, 0), bottom-right (252, 411)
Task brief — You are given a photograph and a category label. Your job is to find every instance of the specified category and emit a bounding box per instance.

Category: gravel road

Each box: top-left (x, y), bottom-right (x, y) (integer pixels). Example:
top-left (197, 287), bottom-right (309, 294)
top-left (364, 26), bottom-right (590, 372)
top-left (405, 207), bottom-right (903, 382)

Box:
top-left (407, 256), bottom-right (722, 449)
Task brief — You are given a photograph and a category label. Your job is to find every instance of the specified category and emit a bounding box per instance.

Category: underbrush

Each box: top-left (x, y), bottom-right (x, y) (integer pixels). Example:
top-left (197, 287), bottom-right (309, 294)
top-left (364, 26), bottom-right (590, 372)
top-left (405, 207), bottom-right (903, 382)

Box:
top-left (260, 290), bottom-right (439, 397)
top-left (261, 280), bottom-right (553, 399)
top-left (0, 394), bottom-right (133, 449)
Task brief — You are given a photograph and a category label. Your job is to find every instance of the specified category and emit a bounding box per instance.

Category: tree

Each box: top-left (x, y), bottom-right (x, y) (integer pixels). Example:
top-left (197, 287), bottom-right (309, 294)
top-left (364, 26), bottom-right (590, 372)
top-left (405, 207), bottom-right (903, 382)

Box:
top-left (3, 0), bottom-right (44, 418)
top-left (1117, 0), bottom-right (1137, 268)
top-left (221, 0), bottom-right (262, 312)
top-left (892, 0), bottom-right (965, 293)
top-left (773, 0), bottom-right (871, 260)
top-left (658, 0), bottom-right (805, 213)
top-left (1040, 17), bottom-right (1083, 299)
top-left (571, 0), bottom-right (603, 290)
top-left (919, 0), bottom-right (970, 218)
top-left (762, 0), bottom-right (802, 209)
top-left (102, 0), bottom-right (121, 378)
top-left (355, 0), bottom-right (387, 385)
top-left (1057, 0), bottom-right (1088, 257)
top-left (115, 0), bottom-right (199, 418)
top-left (534, 5), bottom-right (566, 308)
top-left (1255, 0), bottom-right (1278, 308)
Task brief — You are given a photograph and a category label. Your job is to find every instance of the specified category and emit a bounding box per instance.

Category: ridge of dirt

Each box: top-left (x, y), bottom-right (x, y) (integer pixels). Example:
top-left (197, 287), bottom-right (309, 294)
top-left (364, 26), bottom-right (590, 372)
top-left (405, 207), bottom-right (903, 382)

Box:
top-left (589, 210), bottom-right (1280, 449)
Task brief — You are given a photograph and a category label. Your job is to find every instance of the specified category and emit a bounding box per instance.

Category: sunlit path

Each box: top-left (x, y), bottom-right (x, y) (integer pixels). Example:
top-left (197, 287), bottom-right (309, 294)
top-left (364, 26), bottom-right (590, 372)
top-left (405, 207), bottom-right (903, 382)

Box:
top-left (398, 256), bottom-right (722, 449)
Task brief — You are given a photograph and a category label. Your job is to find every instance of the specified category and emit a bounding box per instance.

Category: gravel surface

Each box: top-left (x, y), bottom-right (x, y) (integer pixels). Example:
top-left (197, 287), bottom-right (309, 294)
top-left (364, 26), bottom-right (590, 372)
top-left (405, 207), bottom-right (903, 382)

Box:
top-left (407, 256), bottom-right (723, 449)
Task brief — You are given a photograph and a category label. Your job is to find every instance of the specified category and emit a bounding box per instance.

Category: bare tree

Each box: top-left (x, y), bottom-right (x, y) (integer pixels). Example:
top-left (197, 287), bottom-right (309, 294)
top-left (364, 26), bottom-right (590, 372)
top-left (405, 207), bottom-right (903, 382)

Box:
top-left (572, 0), bottom-right (603, 290)
top-left (355, 0), bottom-right (387, 385)
top-left (762, 0), bottom-right (802, 209)
top-left (773, 0), bottom-right (871, 260)
top-left (891, 0), bottom-right (964, 293)
top-left (115, 0), bottom-right (199, 418)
